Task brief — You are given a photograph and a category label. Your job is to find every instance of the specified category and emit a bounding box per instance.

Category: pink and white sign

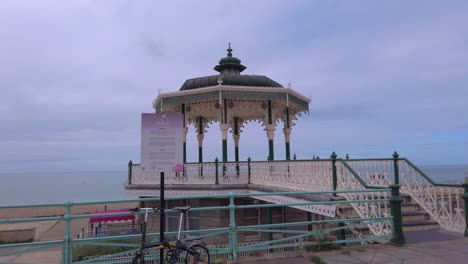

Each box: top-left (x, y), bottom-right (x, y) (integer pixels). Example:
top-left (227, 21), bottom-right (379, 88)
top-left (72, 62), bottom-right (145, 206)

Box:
top-left (141, 113), bottom-right (183, 174)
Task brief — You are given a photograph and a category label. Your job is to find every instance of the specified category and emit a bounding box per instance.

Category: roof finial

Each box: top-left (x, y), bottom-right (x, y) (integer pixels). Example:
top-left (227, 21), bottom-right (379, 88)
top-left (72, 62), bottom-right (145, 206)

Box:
top-left (227, 43), bottom-right (232, 57)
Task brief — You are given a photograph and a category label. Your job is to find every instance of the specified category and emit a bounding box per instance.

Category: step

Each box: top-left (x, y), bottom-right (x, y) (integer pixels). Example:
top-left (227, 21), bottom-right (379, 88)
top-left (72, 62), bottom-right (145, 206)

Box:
top-left (402, 220), bottom-right (439, 232)
top-left (402, 211), bottom-right (429, 222)
top-left (400, 193), bottom-right (413, 203)
top-left (401, 202), bottom-right (421, 212)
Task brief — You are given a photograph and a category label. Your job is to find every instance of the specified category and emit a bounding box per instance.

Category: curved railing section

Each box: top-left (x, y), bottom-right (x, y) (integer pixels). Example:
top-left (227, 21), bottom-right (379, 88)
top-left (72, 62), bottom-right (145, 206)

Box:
top-left (249, 160), bottom-right (333, 192)
top-left (336, 160), bottom-right (392, 237)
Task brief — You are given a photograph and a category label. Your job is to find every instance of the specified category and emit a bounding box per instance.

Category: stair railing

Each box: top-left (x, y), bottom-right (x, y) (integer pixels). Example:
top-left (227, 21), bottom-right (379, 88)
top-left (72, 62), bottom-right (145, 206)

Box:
top-left (336, 159), bottom-right (393, 238)
top-left (346, 153), bottom-right (468, 235)
top-left (398, 158), bottom-right (466, 233)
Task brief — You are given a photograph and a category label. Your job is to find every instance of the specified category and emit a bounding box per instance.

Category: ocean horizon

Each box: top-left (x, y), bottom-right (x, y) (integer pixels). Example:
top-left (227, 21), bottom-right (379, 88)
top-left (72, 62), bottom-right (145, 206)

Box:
top-left (1, 164), bottom-right (467, 206)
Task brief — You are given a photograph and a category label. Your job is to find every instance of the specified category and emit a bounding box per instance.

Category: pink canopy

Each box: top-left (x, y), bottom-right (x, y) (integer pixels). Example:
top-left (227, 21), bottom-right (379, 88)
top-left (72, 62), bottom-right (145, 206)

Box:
top-left (89, 209), bottom-right (135, 224)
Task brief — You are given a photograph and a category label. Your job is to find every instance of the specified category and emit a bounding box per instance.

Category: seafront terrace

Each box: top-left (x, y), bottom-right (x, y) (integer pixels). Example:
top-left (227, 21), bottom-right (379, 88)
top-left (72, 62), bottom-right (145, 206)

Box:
top-left (1, 154), bottom-right (467, 263)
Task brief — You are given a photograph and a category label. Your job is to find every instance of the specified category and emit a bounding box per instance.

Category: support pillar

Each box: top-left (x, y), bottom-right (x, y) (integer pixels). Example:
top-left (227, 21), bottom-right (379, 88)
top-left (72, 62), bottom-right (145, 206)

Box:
top-left (266, 100), bottom-right (275, 161)
top-left (182, 104), bottom-right (187, 164)
top-left (266, 125), bottom-right (275, 161)
top-left (220, 124), bottom-right (229, 163)
top-left (233, 117), bottom-right (240, 163)
top-left (284, 128), bottom-right (291, 161)
top-left (284, 106), bottom-right (291, 160)
top-left (197, 116), bottom-right (204, 163)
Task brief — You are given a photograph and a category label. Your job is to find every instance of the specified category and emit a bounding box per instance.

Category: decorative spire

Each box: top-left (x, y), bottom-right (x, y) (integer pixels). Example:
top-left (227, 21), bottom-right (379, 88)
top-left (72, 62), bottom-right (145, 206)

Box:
top-left (214, 43), bottom-right (246, 74)
top-left (227, 43), bottom-right (232, 57)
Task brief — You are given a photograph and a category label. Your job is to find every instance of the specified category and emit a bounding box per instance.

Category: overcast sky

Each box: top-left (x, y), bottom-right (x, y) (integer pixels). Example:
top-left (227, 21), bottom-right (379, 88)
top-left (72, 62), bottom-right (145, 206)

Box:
top-left (1, 0), bottom-right (467, 173)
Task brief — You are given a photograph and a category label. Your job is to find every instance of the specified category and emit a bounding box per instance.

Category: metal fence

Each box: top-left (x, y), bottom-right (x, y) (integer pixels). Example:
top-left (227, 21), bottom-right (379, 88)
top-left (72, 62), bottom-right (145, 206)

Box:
top-left (1, 189), bottom-right (393, 264)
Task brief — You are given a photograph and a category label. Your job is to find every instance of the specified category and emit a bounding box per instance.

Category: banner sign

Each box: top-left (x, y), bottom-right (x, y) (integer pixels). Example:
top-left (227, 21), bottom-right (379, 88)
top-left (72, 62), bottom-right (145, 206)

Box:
top-left (141, 113), bottom-right (183, 174)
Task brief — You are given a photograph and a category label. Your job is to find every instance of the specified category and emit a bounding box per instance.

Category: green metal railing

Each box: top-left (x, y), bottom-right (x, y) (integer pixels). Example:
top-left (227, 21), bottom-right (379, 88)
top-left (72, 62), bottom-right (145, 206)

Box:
top-left (0, 189), bottom-right (393, 263)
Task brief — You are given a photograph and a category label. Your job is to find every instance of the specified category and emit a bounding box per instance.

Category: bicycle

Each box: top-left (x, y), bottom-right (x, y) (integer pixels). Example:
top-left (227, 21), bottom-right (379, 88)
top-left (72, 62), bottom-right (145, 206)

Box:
top-left (130, 206), bottom-right (210, 264)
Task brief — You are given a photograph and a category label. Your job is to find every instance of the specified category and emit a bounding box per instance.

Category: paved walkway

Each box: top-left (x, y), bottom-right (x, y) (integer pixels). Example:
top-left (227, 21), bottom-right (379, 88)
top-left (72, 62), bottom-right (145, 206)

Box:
top-left (1, 230), bottom-right (467, 263)
top-left (242, 231), bottom-right (468, 264)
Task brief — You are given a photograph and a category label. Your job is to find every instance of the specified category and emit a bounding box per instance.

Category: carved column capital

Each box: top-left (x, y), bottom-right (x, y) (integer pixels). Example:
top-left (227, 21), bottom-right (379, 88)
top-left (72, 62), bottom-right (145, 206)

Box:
top-left (183, 127), bottom-right (189, 142)
top-left (283, 128), bottom-right (291, 143)
top-left (266, 124), bottom-right (276, 141)
top-left (220, 124), bottom-right (229, 140)
top-left (197, 134), bottom-right (204, 147)
top-left (233, 134), bottom-right (240, 147)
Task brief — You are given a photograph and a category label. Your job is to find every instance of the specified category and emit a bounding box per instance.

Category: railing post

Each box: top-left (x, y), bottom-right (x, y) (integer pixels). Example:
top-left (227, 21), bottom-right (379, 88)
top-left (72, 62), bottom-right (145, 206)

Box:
top-left (392, 151), bottom-right (400, 185)
top-left (338, 222), bottom-right (346, 244)
top-left (389, 184), bottom-right (406, 245)
top-left (128, 160), bottom-right (132, 185)
top-left (331, 151), bottom-right (337, 196)
top-left (247, 157), bottom-right (251, 184)
top-left (463, 182), bottom-right (468, 237)
top-left (62, 201), bottom-right (73, 264)
top-left (228, 192), bottom-right (238, 261)
top-left (215, 158), bottom-right (219, 185)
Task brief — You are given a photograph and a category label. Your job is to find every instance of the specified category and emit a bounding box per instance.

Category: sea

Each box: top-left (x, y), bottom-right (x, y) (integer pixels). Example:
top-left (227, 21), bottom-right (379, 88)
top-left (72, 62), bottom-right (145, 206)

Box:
top-left (0, 164), bottom-right (467, 205)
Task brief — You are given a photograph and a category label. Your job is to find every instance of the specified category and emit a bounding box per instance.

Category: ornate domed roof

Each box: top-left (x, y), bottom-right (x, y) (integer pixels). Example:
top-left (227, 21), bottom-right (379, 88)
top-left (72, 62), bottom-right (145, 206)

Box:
top-left (179, 44), bottom-right (283, 91)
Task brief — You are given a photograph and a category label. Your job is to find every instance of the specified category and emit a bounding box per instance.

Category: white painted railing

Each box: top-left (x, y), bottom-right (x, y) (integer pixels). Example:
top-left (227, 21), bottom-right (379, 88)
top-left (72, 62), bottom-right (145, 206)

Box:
top-left (130, 162), bottom-right (248, 185)
top-left (399, 159), bottom-right (465, 233)
top-left (347, 159), bottom-right (466, 233)
top-left (249, 161), bottom-right (333, 191)
top-left (336, 161), bottom-right (392, 237)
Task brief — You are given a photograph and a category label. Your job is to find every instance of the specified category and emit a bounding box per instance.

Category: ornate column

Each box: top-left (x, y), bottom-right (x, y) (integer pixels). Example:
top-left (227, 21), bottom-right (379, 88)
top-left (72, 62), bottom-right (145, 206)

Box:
top-left (266, 100), bottom-right (275, 160)
top-left (266, 125), bottom-right (275, 161)
top-left (233, 117), bottom-right (240, 162)
top-left (221, 98), bottom-right (228, 163)
top-left (182, 103), bottom-right (187, 163)
top-left (284, 106), bottom-right (291, 160)
top-left (283, 128), bottom-right (291, 161)
top-left (220, 124), bottom-right (229, 163)
top-left (197, 116), bottom-right (204, 163)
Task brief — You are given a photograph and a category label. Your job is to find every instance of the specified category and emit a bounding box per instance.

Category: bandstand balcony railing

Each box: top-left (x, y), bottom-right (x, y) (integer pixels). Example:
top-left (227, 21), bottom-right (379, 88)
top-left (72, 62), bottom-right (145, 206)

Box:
top-left (126, 153), bottom-right (468, 237)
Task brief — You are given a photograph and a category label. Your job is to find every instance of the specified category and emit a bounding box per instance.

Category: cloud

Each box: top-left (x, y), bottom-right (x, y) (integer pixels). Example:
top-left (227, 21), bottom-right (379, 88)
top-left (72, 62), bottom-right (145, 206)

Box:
top-left (0, 0), bottom-right (468, 172)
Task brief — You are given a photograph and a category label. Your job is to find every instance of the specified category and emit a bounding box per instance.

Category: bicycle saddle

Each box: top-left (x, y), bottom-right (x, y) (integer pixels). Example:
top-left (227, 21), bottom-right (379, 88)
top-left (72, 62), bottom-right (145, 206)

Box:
top-left (173, 206), bottom-right (191, 212)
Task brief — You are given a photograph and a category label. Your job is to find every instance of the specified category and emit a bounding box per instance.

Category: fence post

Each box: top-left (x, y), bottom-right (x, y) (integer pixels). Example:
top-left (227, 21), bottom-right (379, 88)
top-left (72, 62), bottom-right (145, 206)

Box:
top-left (215, 158), bottom-right (219, 185)
top-left (228, 192), bottom-right (238, 261)
top-left (338, 222), bottom-right (346, 244)
top-left (62, 201), bottom-right (73, 264)
top-left (389, 184), bottom-right (406, 245)
top-left (128, 160), bottom-right (132, 185)
top-left (463, 182), bottom-right (468, 237)
top-left (331, 152), bottom-right (337, 196)
top-left (247, 157), bottom-right (251, 184)
top-left (392, 151), bottom-right (400, 185)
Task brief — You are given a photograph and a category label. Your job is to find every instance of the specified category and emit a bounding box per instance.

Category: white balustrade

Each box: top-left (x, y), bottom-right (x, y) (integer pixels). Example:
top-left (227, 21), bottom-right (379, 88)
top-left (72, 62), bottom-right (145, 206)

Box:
top-left (249, 161), bottom-right (333, 192)
top-left (336, 161), bottom-right (392, 237)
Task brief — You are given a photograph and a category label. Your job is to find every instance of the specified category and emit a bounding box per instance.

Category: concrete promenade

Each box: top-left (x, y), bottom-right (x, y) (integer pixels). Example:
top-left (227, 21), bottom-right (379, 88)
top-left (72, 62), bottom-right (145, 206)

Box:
top-left (242, 230), bottom-right (468, 264)
top-left (1, 230), bottom-right (467, 263)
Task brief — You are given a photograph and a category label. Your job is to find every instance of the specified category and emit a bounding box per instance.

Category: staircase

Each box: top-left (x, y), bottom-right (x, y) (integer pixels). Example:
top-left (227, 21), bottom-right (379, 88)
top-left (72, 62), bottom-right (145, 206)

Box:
top-left (400, 193), bottom-right (439, 232)
top-left (337, 193), bottom-right (440, 236)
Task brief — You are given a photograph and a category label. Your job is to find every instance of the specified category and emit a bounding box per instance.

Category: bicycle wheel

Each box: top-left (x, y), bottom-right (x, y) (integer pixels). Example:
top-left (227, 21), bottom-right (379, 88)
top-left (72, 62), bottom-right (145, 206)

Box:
top-left (185, 243), bottom-right (210, 264)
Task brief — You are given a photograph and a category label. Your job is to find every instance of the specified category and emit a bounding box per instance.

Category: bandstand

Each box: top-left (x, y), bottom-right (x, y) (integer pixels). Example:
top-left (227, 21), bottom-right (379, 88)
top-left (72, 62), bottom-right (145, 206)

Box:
top-left (125, 45), bottom-right (466, 248)
top-left (153, 44), bottom-right (310, 163)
